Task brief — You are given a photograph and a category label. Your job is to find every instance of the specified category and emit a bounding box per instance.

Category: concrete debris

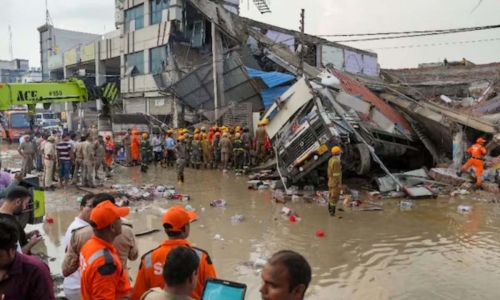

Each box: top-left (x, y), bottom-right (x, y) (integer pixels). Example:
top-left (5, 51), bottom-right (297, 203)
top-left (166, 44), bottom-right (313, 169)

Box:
top-left (428, 168), bottom-right (468, 186)
top-left (210, 199), bottom-right (227, 207)
top-left (231, 214), bottom-right (245, 222)
top-left (404, 186), bottom-right (437, 199)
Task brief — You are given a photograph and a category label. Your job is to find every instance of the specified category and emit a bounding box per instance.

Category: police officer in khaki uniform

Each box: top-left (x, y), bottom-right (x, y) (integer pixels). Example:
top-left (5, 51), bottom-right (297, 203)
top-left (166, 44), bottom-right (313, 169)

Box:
top-left (61, 193), bottom-right (138, 280)
top-left (122, 129), bottom-right (132, 166)
top-left (82, 133), bottom-right (96, 188)
top-left (71, 136), bottom-right (85, 185)
top-left (18, 134), bottom-right (35, 176)
top-left (93, 135), bottom-right (109, 180)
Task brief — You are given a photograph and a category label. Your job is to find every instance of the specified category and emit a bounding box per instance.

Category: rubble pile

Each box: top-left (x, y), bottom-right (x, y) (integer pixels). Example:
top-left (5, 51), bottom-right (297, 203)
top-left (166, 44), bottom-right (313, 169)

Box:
top-left (99, 184), bottom-right (190, 202)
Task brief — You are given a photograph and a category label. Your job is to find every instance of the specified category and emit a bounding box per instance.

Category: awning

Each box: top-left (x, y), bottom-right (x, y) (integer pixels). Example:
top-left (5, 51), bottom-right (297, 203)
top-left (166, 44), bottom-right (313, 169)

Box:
top-left (245, 67), bottom-right (295, 88)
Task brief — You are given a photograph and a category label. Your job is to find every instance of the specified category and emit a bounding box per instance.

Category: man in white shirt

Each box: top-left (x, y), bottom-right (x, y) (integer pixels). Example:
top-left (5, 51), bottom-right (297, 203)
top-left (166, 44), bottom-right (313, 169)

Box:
top-left (152, 133), bottom-right (164, 167)
top-left (62, 193), bottom-right (95, 300)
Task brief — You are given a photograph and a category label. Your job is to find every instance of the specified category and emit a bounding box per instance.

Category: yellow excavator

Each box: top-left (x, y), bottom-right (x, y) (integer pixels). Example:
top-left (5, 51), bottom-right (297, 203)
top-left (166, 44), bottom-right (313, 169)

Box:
top-left (0, 77), bottom-right (119, 226)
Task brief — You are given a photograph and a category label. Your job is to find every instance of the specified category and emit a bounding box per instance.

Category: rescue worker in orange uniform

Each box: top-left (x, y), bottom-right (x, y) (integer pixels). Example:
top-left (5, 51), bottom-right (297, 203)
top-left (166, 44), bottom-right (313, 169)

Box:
top-left (130, 206), bottom-right (216, 300)
top-left (131, 130), bottom-right (140, 165)
top-left (79, 200), bottom-right (131, 300)
top-left (105, 135), bottom-right (115, 169)
top-left (458, 137), bottom-right (488, 187)
top-left (328, 146), bottom-right (342, 216)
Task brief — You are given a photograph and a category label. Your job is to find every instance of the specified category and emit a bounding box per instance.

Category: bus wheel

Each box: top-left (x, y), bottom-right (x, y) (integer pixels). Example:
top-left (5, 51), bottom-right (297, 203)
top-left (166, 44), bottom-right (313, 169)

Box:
top-left (353, 143), bottom-right (371, 175)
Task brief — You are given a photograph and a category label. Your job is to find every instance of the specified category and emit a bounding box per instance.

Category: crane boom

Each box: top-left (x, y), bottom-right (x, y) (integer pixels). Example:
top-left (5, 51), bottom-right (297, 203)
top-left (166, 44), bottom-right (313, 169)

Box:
top-left (0, 78), bottom-right (119, 109)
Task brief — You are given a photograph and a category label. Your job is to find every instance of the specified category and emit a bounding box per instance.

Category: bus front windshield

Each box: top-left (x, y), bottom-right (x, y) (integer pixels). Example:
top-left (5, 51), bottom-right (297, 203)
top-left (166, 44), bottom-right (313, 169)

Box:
top-left (10, 113), bottom-right (30, 129)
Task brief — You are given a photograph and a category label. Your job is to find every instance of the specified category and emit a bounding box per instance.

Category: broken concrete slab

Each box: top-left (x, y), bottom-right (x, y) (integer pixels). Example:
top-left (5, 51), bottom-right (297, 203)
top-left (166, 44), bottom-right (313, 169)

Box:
top-left (403, 186), bottom-right (437, 198)
top-left (375, 168), bottom-right (429, 192)
top-left (428, 168), bottom-right (468, 186)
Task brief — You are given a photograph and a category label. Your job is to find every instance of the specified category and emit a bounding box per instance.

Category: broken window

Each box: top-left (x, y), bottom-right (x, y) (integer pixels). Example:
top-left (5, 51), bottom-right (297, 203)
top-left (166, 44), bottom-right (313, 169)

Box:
top-left (150, 46), bottom-right (168, 73)
top-left (184, 2), bottom-right (206, 48)
top-left (150, 0), bottom-right (169, 25)
top-left (125, 51), bottom-right (145, 75)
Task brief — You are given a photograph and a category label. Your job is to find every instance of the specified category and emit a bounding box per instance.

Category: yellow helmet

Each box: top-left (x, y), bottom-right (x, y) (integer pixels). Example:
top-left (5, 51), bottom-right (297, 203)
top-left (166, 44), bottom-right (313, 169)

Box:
top-left (194, 128), bottom-right (200, 134)
top-left (235, 126), bottom-right (241, 132)
top-left (261, 118), bottom-right (269, 125)
top-left (202, 133), bottom-right (207, 138)
top-left (183, 129), bottom-right (188, 133)
top-left (235, 132), bottom-right (241, 138)
top-left (331, 146), bottom-right (341, 155)
top-left (142, 133), bottom-right (149, 138)
top-left (167, 129), bottom-right (173, 134)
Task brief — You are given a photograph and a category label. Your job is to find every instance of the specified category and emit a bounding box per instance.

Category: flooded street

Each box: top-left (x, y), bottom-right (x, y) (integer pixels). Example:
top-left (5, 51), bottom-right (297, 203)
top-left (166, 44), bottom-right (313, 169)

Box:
top-left (18, 162), bottom-right (500, 300)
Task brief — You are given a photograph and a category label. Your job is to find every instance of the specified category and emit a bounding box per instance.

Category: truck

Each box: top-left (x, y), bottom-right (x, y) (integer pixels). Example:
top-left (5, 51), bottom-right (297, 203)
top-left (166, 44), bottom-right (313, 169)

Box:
top-left (263, 71), bottom-right (422, 185)
top-left (0, 77), bottom-right (119, 227)
top-left (0, 78), bottom-right (118, 141)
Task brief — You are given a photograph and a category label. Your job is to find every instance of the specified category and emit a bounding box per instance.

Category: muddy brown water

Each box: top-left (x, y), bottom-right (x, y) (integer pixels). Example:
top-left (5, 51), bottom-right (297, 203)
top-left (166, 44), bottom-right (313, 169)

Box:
top-left (4, 143), bottom-right (500, 299)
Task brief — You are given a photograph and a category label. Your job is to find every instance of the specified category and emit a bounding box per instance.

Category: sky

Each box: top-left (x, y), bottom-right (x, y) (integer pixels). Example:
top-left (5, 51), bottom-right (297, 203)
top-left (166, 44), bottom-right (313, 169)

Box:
top-left (1, 0), bottom-right (499, 69)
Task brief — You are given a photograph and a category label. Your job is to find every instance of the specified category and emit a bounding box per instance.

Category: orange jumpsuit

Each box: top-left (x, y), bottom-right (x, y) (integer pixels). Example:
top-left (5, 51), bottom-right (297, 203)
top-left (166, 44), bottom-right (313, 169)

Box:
top-left (105, 140), bottom-right (115, 166)
top-left (131, 134), bottom-right (140, 161)
top-left (461, 142), bottom-right (487, 186)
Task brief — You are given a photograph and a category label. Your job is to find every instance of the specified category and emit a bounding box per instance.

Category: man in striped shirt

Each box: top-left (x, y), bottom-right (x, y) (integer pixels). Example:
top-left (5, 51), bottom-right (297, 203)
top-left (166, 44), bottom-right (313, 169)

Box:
top-left (56, 134), bottom-right (74, 188)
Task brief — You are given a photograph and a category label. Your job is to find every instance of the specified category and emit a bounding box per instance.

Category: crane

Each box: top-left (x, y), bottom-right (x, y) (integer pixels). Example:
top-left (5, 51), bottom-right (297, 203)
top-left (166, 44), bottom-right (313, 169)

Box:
top-left (0, 78), bottom-right (118, 140)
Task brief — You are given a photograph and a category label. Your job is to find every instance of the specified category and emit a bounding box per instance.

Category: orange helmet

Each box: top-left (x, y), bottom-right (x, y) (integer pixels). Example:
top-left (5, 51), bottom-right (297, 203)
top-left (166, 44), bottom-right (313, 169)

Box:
top-left (178, 135), bottom-right (185, 141)
top-left (193, 134), bottom-right (200, 140)
top-left (132, 130), bottom-right (137, 135)
top-left (142, 133), bottom-right (148, 139)
top-left (477, 137), bottom-right (486, 144)
top-left (202, 133), bottom-right (208, 139)
top-left (331, 146), bottom-right (341, 155)
top-left (194, 128), bottom-right (200, 134)
top-left (105, 135), bottom-right (111, 139)
top-left (215, 132), bottom-right (221, 136)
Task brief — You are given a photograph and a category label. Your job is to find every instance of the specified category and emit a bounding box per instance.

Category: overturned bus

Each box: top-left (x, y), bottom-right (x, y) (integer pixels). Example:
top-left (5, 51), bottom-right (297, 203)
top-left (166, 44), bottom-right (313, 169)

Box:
top-left (262, 71), bottom-right (423, 185)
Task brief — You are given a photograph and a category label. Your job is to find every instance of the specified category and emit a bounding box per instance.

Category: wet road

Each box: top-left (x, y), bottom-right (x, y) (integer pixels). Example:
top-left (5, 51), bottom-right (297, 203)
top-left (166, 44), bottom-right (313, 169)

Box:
top-left (4, 143), bottom-right (500, 299)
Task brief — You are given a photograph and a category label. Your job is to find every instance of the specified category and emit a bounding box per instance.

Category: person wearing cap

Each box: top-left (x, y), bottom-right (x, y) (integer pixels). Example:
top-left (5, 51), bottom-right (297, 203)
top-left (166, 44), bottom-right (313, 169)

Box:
top-left (212, 132), bottom-right (221, 169)
top-left (79, 200), bottom-right (132, 300)
top-left (93, 135), bottom-right (110, 180)
top-left (130, 206), bottom-right (216, 300)
top-left (71, 135), bottom-right (86, 185)
top-left (201, 133), bottom-right (212, 169)
top-left (140, 246), bottom-right (200, 300)
top-left (82, 133), bottom-right (96, 188)
top-left (62, 193), bottom-right (138, 290)
top-left (457, 137), bottom-right (488, 187)
top-left (164, 132), bottom-right (176, 168)
top-left (90, 124), bottom-right (98, 139)
top-left (105, 135), bottom-right (115, 169)
top-left (219, 132), bottom-right (232, 172)
top-left (174, 136), bottom-right (187, 183)
top-left (232, 133), bottom-right (245, 175)
top-left (122, 129), bottom-right (133, 166)
top-left (255, 121), bottom-right (267, 165)
top-left (190, 134), bottom-right (202, 169)
top-left (43, 135), bottom-right (56, 189)
top-left (18, 134), bottom-right (35, 176)
top-left (131, 131), bottom-right (140, 165)
top-left (328, 146), bottom-right (343, 216)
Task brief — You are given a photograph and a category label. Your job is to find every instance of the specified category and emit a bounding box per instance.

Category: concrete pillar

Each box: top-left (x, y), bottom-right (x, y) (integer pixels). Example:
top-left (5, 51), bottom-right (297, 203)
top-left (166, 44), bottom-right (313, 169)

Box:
top-left (211, 24), bottom-right (225, 123)
top-left (95, 60), bottom-right (107, 111)
top-left (143, 0), bottom-right (151, 27)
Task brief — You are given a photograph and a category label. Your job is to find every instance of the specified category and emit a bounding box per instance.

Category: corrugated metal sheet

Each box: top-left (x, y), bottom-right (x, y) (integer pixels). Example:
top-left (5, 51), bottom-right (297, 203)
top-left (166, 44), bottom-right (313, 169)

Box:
top-left (173, 52), bottom-right (263, 113)
top-left (125, 98), bottom-right (146, 114)
top-left (245, 67), bottom-right (295, 88)
top-left (261, 86), bottom-right (291, 109)
top-left (473, 95), bottom-right (500, 114)
top-left (332, 70), bottom-right (411, 132)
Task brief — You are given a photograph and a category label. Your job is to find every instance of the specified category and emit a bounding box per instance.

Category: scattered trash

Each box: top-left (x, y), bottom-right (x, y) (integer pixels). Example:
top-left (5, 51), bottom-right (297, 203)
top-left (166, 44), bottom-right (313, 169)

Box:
top-left (291, 195), bottom-right (300, 202)
top-left (184, 205), bottom-right (195, 211)
top-left (281, 207), bottom-right (293, 216)
top-left (316, 230), bottom-right (325, 237)
top-left (231, 214), bottom-right (244, 222)
top-left (214, 234), bottom-right (224, 240)
top-left (289, 215), bottom-right (296, 222)
top-left (458, 205), bottom-right (473, 212)
top-left (350, 189), bottom-right (360, 199)
top-left (46, 217), bottom-right (54, 224)
top-left (201, 207), bottom-right (206, 212)
top-left (459, 189), bottom-right (469, 195)
top-left (400, 200), bottom-right (415, 209)
top-left (450, 190), bottom-right (459, 197)
top-left (366, 191), bottom-right (381, 199)
top-left (210, 199), bottom-right (227, 207)
top-left (258, 184), bottom-right (269, 190)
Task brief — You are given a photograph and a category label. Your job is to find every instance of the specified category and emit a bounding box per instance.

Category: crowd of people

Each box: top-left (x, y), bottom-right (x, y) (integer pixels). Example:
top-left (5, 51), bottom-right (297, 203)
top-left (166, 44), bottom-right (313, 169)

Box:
top-left (121, 120), bottom-right (272, 181)
top-left (0, 188), bottom-right (313, 300)
top-left (16, 124), bottom-right (115, 189)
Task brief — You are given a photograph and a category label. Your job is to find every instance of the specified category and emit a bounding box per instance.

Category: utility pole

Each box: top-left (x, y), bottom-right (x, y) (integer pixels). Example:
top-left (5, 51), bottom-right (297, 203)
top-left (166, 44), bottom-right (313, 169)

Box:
top-left (298, 9), bottom-right (305, 77)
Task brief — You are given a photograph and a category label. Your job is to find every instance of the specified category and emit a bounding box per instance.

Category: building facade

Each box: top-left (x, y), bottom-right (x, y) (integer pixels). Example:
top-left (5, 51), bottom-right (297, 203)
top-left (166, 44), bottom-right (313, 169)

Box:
top-left (0, 59), bottom-right (30, 83)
